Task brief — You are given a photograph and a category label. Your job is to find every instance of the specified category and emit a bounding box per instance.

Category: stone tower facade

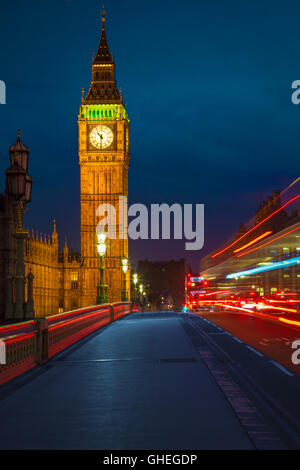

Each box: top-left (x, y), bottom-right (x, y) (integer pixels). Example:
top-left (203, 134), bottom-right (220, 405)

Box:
top-left (0, 9), bottom-right (130, 322)
top-left (78, 9), bottom-right (130, 306)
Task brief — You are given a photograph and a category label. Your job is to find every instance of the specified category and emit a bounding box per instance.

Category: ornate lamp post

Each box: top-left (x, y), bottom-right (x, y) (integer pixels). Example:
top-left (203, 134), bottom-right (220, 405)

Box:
top-left (132, 273), bottom-right (138, 303)
top-left (121, 257), bottom-right (128, 301)
top-left (139, 283), bottom-right (144, 311)
top-left (96, 232), bottom-right (107, 304)
top-left (5, 131), bottom-right (34, 320)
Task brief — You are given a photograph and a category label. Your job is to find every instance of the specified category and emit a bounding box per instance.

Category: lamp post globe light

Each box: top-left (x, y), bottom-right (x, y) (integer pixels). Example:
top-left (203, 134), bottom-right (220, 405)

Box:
top-left (5, 162), bottom-right (27, 200)
top-left (139, 284), bottom-right (145, 311)
top-left (96, 231), bottom-right (108, 305)
top-left (25, 174), bottom-right (33, 203)
top-left (121, 257), bottom-right (128, 301)
top-left (132, 273), bottom-right (138, 303)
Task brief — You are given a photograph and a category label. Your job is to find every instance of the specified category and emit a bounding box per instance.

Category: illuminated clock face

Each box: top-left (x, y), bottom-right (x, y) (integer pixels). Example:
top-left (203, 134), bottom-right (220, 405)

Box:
top-left (89, 125), bottom-right (113, 149)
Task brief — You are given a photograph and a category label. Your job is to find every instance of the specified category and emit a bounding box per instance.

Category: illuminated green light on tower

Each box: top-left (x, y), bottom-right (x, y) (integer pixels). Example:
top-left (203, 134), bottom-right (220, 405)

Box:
top-left (79, 104), bottom-right (129, 122)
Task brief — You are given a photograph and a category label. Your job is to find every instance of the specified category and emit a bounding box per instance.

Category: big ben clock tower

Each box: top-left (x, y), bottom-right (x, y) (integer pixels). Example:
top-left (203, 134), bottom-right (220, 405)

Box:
top-left (78, 7), bottom-right (129, 306)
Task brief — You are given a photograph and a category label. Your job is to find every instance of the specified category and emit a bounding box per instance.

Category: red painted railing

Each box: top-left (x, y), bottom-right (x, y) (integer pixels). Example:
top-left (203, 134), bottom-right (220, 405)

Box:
top-left (48, 306), bottom-right (112, 358)
top-left (0, 302), bottom-right (133, 386)
top-left (113, 302), bottom-right (131, 321)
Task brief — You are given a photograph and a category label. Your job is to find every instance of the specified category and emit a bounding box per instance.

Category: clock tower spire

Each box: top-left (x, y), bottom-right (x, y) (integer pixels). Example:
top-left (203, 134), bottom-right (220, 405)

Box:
top-left (78, 6), bottom-right (130, 306)
top-left (83, 6), bottom-right (122, 105)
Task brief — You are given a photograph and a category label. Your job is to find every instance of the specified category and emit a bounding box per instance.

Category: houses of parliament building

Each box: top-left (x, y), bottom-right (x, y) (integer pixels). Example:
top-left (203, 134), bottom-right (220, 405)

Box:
top-left (0, 9), bottom-right (130, 321)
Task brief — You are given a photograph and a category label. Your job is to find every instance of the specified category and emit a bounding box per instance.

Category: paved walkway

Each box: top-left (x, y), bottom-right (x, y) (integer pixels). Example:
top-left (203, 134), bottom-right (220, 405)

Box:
top-left (0, 312), bottom-right (254, 449)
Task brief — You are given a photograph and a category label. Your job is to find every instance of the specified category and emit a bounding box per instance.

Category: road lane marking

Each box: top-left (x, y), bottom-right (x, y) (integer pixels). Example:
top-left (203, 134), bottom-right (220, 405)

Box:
top-left (246, 345), bottom-right (264, 357)
top-left (269, 360), bottom-right (294, 377)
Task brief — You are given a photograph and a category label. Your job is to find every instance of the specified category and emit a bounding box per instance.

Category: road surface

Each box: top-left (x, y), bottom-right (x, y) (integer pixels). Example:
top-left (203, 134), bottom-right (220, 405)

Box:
top-left (0, 311), bottom-right (299, 450)
top-left (196, 309), bottom-right (300, 375)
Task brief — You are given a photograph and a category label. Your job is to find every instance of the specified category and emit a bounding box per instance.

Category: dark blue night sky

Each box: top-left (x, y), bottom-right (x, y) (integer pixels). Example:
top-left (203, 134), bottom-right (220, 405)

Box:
top-left (0, 0), bottom-right (299, 271)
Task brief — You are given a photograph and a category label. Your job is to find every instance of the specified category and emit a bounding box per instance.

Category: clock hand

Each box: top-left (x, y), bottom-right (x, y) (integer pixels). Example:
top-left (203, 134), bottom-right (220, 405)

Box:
top-left (97, 132), bottom-right (103, 148)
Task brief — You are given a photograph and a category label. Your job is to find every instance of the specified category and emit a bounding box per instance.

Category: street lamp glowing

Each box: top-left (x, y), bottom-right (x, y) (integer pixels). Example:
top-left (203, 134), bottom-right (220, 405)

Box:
top-left (97, 232), bottom-right (106, 257)
top-left (139, 284), bottom-right (143, 293)
top-left (98, 232), bottom-right (106, 244)
top-left (122, 257), bottom-right (128, 274)
top-left (132, 273), bottom-right (138, 305)
top-left (121, 257), bottom-right (129, 301)
top-left (96, 231), bottom-right (107, 304)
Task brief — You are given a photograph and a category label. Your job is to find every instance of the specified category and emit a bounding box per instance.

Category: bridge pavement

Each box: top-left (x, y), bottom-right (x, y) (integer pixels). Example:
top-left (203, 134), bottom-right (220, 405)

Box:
top-left (0, 311), bottom-right (295, 450)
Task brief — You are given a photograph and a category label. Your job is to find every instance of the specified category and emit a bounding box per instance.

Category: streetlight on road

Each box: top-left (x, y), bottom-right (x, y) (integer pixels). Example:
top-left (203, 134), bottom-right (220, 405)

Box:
top-left (121, 257), bottom-right (128, 301)
top-left (138, 284), bottom-right (143, 310)
top-left (96, 232), bottom-right (107, 304)
top-left (133, 273), bottom-right (138, 303)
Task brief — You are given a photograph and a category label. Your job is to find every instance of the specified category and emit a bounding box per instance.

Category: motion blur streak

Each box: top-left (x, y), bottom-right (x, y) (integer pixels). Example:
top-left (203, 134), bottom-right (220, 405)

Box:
top-left (212, 195), bottom-right (300, 258)
top-left (212, 304), bottom-right (300, 328)
top-left (259, 305), bottom-right (298, 313)
top-left (233, 231), bottom-right (272, 253)
top-left (279, 317), bottom-right (300, 327)
top-left (237, 226), bottom-right (300, 258)
top-left (216, 304), bottom-right (258, 314)
top-left (226, 255), bottom-right (300, 279)
top-left (200, 291), bottom-right (229, 296)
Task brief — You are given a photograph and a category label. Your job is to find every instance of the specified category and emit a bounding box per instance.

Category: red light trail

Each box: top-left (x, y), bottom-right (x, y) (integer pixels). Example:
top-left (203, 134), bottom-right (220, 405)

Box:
top-left (233, 231), bottom-right (272, 253)
top-left (259, 304), bottom-right (298, 313)
top-left (209, 304), bottom-right (300, 327)
top-left (236, 225), bottom-right (300, 258)
top-left (212, 194), bottom-right (300, 258)
top-left (279, 317), bottom-right (300, 327)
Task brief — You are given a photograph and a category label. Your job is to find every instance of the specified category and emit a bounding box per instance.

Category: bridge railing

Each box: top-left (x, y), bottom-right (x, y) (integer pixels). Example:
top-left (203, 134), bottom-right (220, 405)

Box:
top-left (0, 332), bottom-right (36, 386)
top-left (0, 302), bottom-right (134, 386)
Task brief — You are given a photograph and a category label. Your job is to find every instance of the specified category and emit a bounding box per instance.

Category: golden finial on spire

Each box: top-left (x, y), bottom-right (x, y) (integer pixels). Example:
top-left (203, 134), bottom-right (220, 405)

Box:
top-left (81, 88), bottom-right (85, 103)
top-left (102, 4), bottom-right (106, 25)
top-left (17, 129), bottom-right (21, 140)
